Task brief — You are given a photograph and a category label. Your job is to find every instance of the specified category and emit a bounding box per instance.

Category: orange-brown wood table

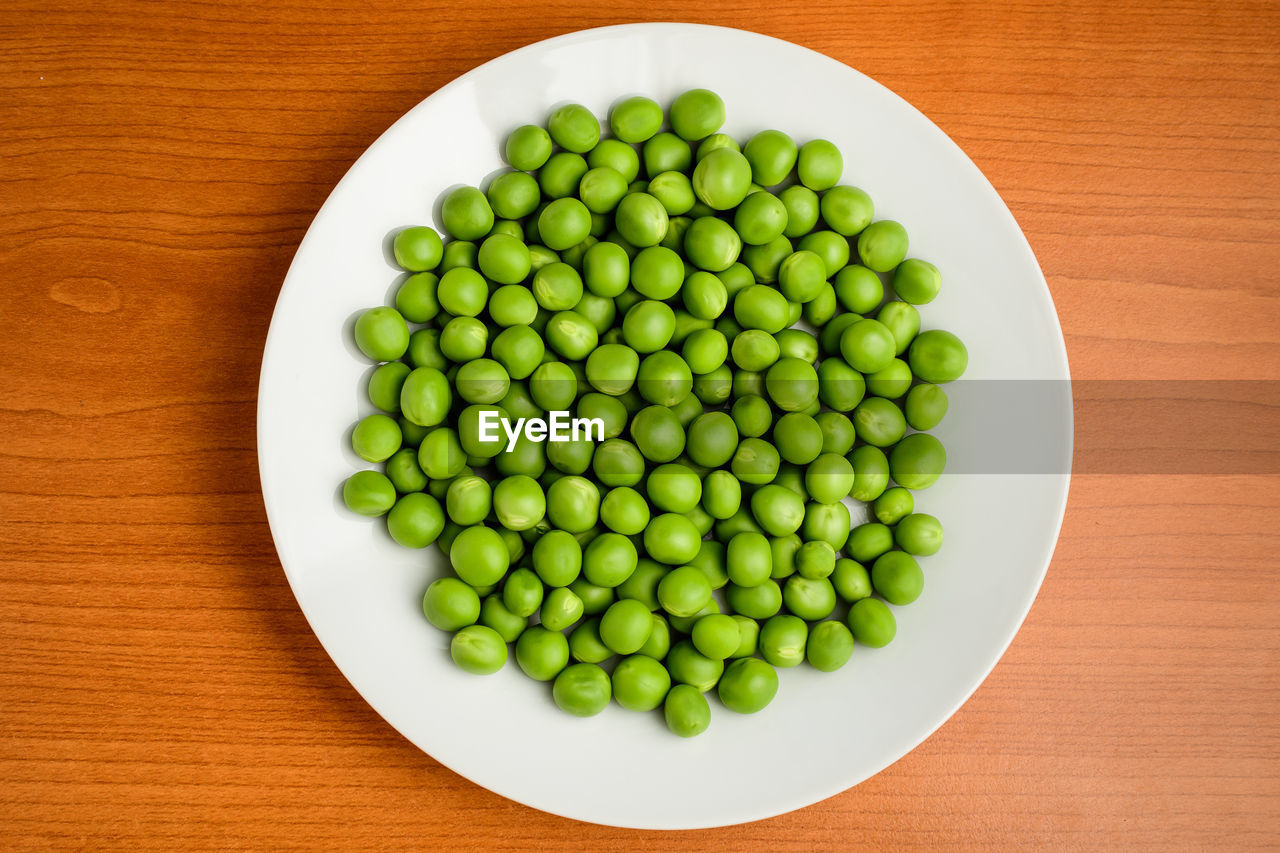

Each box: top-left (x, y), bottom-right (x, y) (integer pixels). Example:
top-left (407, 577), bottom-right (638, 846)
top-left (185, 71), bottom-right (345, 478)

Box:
top-left (2, 1), bottom-right (1277, 849)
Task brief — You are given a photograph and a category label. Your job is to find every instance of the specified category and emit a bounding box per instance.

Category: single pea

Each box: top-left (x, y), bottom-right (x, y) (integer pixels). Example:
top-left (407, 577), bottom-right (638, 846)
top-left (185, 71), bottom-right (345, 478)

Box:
top-left (732, 190), bottom-right (788, 247)
top-left (438, 316), bottom-right (488, 362)
top-left (445, 474), bottom-right (491, 525)
top-left (795, 540), bottom-right (837, 580)
top-left (726, 574), bottom-right (783, 618)
top-left (653, 564), bottom-right (710, 617)
top-left (538, 151), bottom-right (589, 200)
top-left (847, 522), bottom-right (895, 564)
top-left (873, 487), bottom-right (915, 526)
top-left (577, 166), bottom-right (628, 215)
top-left (351, 413), bottom-right (402, 463)
top-left (908, 329), bottom-right (968, 384)
top-left (776, 250), bottom-right (826, 304)
top-left (776, 185), bottom-right (819, 240)
top-left (749, 484), bottom-right (805, 537)
top-left (731, 437), bottom-right (781, 485)
top-left (630, 245), bottom-right (684, 300)
top-left (441, 186), bottom-right (494, 241)
top-left (871, 550), bottom-right (924, 605)
top-left (450, 624), bottom-right (507, 675)
top-left (489, 474), bottom-right (544, 531)
top-left (581, 241), bottom-right (630, 298)
top-left (385, 447), bottom-right (427, 494)
top-left (422, 577), bottom-right (481, 631)
top-left (488, 284), bottom-right (538, 327)
top-left (582, 532), bottom-right (638, 588)
top-left (418, 427), bottom-right (465, 480)
top-left (479, 594), bottom-right (526, 643)
top-left (590, 437), bottom-right (645, 488)
top-left (546, 102), bottom-right (600, 153)
top-left (832, 266), bottom-right (882, 315)
top-left (857, 220), bottom-right (909, 272)
top-left (615, 192), bottom-right (669, 248)
top-left (803, 282), bottom-right (838, 327)
top-left (609, 95), bottom-right (663, 143)
top-left (802, 453), bottom-right (854, 505)
top-left (392, 274), bottom-right (439, 327)
top-left (904, 383), bottom-right (949, 431)
top-left (405, 328), bottom-right (446, 371)
top-left (683, 215), bottom-right (742, 272)
top-left (487, 170), bottom-right (541, 221)
top-left (853, 396), bottom-right (907, 447)
top-left (765, 358), bottom-right (820, 413)
top-left (725, 531), bottom-right (772, 588)
top-left (814, 412), bottom-right (855, 457)
top-left (896, 512), bottom-right (944, 557)
top-left (505, 124), bottom-right (553, 171)
top-left (807, 620), bottom-right (855, 672)
top-left (641, 462), bottom-right (699, 515)
top-left (570, 577), bottom-right (615, 616)
top-left (731, 394), bottom-right (773, 438)
top-left (692, 148), bottom-right (752, 210)
top-left (568, 617), bottom-right (611, 664)
top-left (681, 328), bottom-right (729, 377)
top-left (819, 313), bottom-right (860, 358)
top-left (538, 198), bottom-right (592, 252)
top-left (741, 234), bottom-right (793, 284)
top-left (840, 318), bottom-right (897, 375)
top-left (439, 239), bottom-right (478, 273)
top-left (665, 639), bottom-right (724, 692)
top-left (393, 226), bottom-right (444, 273)
top-left (803, 500), bottom-right (850, 551)
top-left (717, 657), bottom-right (779, 714)
top-left (848, 598), bottom-right (896, 648)
top-left (877, 302), bottom-right (921, 357)
top-left (733, 285), bottom-right (790, 334)
top-left (546, 475), bottom-right (600, 533)
top-left (696, 132), bottom-right (740, 160)
top-left (690, 613), bottom-right (740, 661)
top-left (742, 129), bottom-right (798, 186)
top-left (528, 361), bottom-right (577, 410)
top-left (553, 662), bottom-right (612, 717)
top-left (475, 233), bottom-right (531, 286)
top-left (643, 131), bottom-right (692, 176)
top-left (797, 139), bottom-right (843, 191)
top-left (621, 299), bottom-right (676, 353)
top-left (892, 258), bottom-right (941, 304)
top-left (615, 557), bottom-right (666, 610)
top-left (820, 185), bottom-right (874, 236)
top-left (682, 412), bottom-right (736, 470)
top-left (850, 444), bottom-right (891, 502)
top-left (645, 512), bottom-right (702, 567)
top-left (769, 534), bottom-right (802, 580)
top-left (759, 614), bottom-right (807, 668)
top-left (773, 412), bottom-right (823, 465)
top-left (489, 325), bottom-right (544, 381)
top-left (774, 329), bottom-right (819, 364)
top-left (638, 613), bottom-right (672, 659)
top-left (669, 88), bottom-right (725, 141)
top-left (545, 310), bottom-right (599, 361)
top-left (598, 598), bottom-right (654, 654)
top-left (515, 625), bottom-right (570, 681)
top-left (611, 654), bottom-right (671, 711)
top-left (832, 558), bottom-right (873, 603)
top-left (636, 350), bottom-right (693, 408)
top-left (455, 358), bottom-right (510, 405)
top-left (664, 684), bottom-right (711, 737)
top-left (699, 469), bottom-right (741, 520)
top-left (595, 485), bottom-right (647, 536)
top-left (795, 231), bottom-right (848, 280)
top-left (784, 574), bottom-right (837, 623)
top-left (386, 492), bottom-right (445, 548)
top-left (646, 169), bottom-right (695, 215)
top-left (353, 306), bottom-right (410, 362)
top-left (588, 138), bottom-right (642, 184)
top-left (890, 432), bottom-right (947, 490)
top-left (731, 329), bottom-right (780, 372)
top-left (343, 470), bottom-right (396, 517)
top-left (539, 586), bottom-right (585, 632)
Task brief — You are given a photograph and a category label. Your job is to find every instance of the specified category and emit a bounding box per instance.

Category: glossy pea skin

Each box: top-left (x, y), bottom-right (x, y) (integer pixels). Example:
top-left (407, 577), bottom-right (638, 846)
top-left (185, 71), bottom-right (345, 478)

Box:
top-left (743, 130), bottom-right (798, 187)
top-left (423, 577), bottom-right (481, 632)
top-left (656, 565), bottom-right (713, 617)
top-left (832, 264), bottom-right (883, 313)
top-left (904, 382), bottom-right (949, 431)
top-left (702, 470), bottom-right (742, 520)
top-left (849, 444), bottom-right (891, 503)
top-left (727, 532), bottom-right (772, 587)
top-left (599, 598), bottom-right (654, 654)
top-left (806, 620), bottom-right (855, 672)
top-left (847, 522), bottom-right (895, 564)
top-left (857, 220), bottom-right (909, 272)
top-left (731, 394), bottom-right (773, 438)
top-left (665, 639), bottom-right (724, 692)
top-left (446, 475), bottom-right (492, 525)
top-left (441, 186), bottom-right (495, 241)
top-left (908, 329), bottom-right (968, 384)
top-left (386, 492), bottom-right (445, 548)
top-left (615, 193), bottom-right (669, 249)
top-left (593, 437), bottom-right (647, 487)
top-left (352, 414), bottom-right (402, 463)
top-left (393, 226), bottom-right (444, 272)
top-left (795, 540), bottom-right (837, 580)
top-left (344, 470), bottom-right (396, 517)
top-left (873, 487), bottom-right (915, 526)
top-left (385, 448), bottom-right (428, 494)
top-left (820, 186), bottom-right (874, 236)
top-left (582, 532), bottom-right (638, 588)
top-left (777, 250), bottom-right (827, 303)
top-left (832, 558), bottom-right (873, 603)
top-left (488, 284), bottom-right (538, 327)
top-left (896, 512), bottom-right (944, 556)
top-left (547, 103), bottom-right (600, 153)
top-left (611, 654), bottom-right (671, 711)
top-left (664, 683), bottom-right (711, 737)
top-left (610, 95), bottom-right (663, 143)
top-left (505, 124), bottom-right (553, 171)
top-left (616, 558), bottom-right (666, 609)
top-left (731, 436), bottom-right (780, 486)
top-left (797, 139), bottom-right (843, 191)
top-left (765, 358), bottom-right (820, 413)
top-left (691, 613), bottom-right (741, 661)
top-left (848, 598), bottom-right (896, 647)
top-left (636, 350), bottom-right (693, 408)
top-left (354, 306), bottom-right (410, 362)
top-left (854, 396), bottom-right (908, 447)
top-left (872, 549), bottom-right (924, 606)
top-left (646, 462), bottom-right (702, 514)
top-left (477, 233), bottom-right (532, 286)
top-left (692, 148), bottom-right (753, 211)
top-left (599, 485), bottom-right (650, 536)
top-left (682, 328), bottom-right (729, 375)
top-left (582, 241), bottom-right (630, 297)
top-left (759, 614), bottom-right (808, 668)
top-left (890, 433), bottom-right (948, 490)
top-left (783, 575), bottom-right (837, 621)
top-left (773, 412), bottom-right (824, 465)
top-left (840, 318), bottom-right (897, 375)
top-left (718, 657), bottom-right (779, 714)
top-left (685, 410), bottom-right (738, 469)
top-left (487, 170), bottom-right (541, 220)
top-left (734, 190), bottom-right (789, 246)
top-left (877, 302), bottom-right (921, 357)
top-left (553, 662), bottom-right (612, 717)
top-left (684, 215), bottom-right (742, 272)
top-left (726, 578), bottom-right (783, 620)
top-left (516, 625), bottom-right (570, 681)
top-left (741, 234), bottom-right (792, 284)
top-left (638, 613), bottom-right (672, 659)
top-left (669, 88), bottom-right (725, 141)
top-left (450, 625), bottom-right (507, 675)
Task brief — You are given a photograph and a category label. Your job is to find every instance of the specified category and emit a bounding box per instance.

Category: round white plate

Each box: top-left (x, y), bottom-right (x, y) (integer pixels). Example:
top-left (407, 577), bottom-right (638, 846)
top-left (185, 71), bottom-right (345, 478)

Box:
top-left (258, 23), bottom-right (1071, 829)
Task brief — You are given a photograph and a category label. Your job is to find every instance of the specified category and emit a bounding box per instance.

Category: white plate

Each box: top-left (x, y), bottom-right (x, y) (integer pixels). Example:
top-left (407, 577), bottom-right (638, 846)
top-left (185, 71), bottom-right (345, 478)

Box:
top-left (258, 23), bottom-right (1071, 829)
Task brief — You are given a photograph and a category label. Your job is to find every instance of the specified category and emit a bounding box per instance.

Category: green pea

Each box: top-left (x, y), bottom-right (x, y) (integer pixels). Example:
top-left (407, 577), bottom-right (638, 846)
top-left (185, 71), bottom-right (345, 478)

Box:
top-left (438, 316), bottom-right (488, 362)
top-left (849, 444), bottom-right (890, 502)
top-left (553, 662), bottom-right (612, 717)
top-left (732, 329), bottom-right (780, 372)
top-left (683, 215), bottom-right (742, 272)
top-left (546, 102), bottom-right (600, 153)
top-left (797, 139), bottom-right (842, 191)
top-left (538, 198), bottom-right (592, 252)
top-left (873, 487), bottom-right (915, 526)
top-left (528, 361), bottom-right (576, 410)
top-left (615, 558), bottom-right (665, 608)
top-left (654, 564), bottom-right (711, 617)
top-left (353, 306), bottom-right (410, 362)
top-left (630, 245), bottom-right (684, 300)
top-left (386, 492), bottom-right (445, 548)
top-left (690, 613), bottom-right (740, 661)
top-left (445, 474), bottom-right (491, 525)
top-left (696, 132), bottom-right (739, 160)
top-left (797, 230), bottom-right (850, 278)
top-left (877, 302), bottom-right (921, 356)
top-left (796, 540), bottom-right (837, 580)
top-left (731, 394), bottom-right (773, 438)
top-left (665, 639), bottom-right (724, 692)
top-left (568, 617), bottom-right (611, 664)
top-left (765, 357), bottom-right (820, 413)
top-left (803, 501), bottom-right (850, 551)
top-left (455, 358), bottom-right (510, 405)
top-left (621, 299), bottom-right (676, 353)
top-left (773, 186), bottom-right (817, 241)
top-left (726, 578), bottom-right (782, 620)
top-left (890, 433), bottom-right (947, 490)
top-left (392, 226), bottom-right (443, 272)
top-left (773, 412), bottom-right (823, 465)
top-left (588, 138), bottom-right (641, 182)
top-left (632, 351), bottom-right (690, 409)
top-left (611, 654), bottom-right (671, 711)
top-left (857, 219), bottom-right (909, 272)
top-left (871, 551), bottom-right (924, 605)
top-left (505, 124), bottom-right (552, 171)
top-left (486, 285), bottom-right (536, 328)
top-left (806, 621), bottom-right (855, 672)
top-left (569, 578), bottom-right (615, 616)
top-left (669, 88), bottom-right (725, 141)
top-left (832, 558), bottom-right (872, 603)
top-left (450, 624), bottom-right (507, 675)
top-left (546, 475), bottom-right (600, 533)
top-left (643, 131), bottom-right (692, 176)
top-left (664, 684), bottom-right (711, 737)
top-left (840, 318), bottom-right (897, 374)
top-left (731, 437), bottom-right (780, 485)
top-left (726, 532), bottom-right (772, 587)
top-left (439, 239), bottom-right (478, 273)
top-left (544, 310), bottom-right (598, 361)
top-left (908, 329), bottom-right (968, 383)
top-left (692, 148), bottom-right (752, 210)
top-left (486, 170), bottom-right (540, 221)
top-left (477, 594), bottom-right (525, 643)
top-left (741, 234), bottom-right (792, 284)
top-left (609, 95), bottom-right (663, 143)
top-left (581, 241), bottom-right (630, 298)
top-left (539, 586), bottom-right (584, 632)
top-left (683, 411), bottom-right (736, 469)
top-left (767, 534), bottom-right (800, 581)
top-left (598, 598), bottom-right (653, 654)
top-left (715, 657), bottom-right (777, 714)
top-left (515, 625), bottom-right (570, 681)
top-left (441, 186), bottom-right (494, 241)
top-left (853, 396), bottom-right (907, 447)
top-left (644, 462), bottom-right (701, 514)
top-left (638, 613), bottom-right (672, 659)
top-left (385, 448), bottom-right (427, 494)
top-left (343, 470), bottom-right (396, 517)
top-left (833, 265), bottom-right (883, 315)
top-left (820, 185), bottom-right (874, 236)
top-left (474, 233), bottom-right (530, 286)
top-left (645, 515), bottom-right (702, 567)
top-left (783, 574), bottom-right (837, 621)
top-left (351, 413), bottom-right (402, 463)
top-left (615, 192), bottom-right (669, 248)
top-left (904, 383), bottom-right (949, 431)
top-left (847, 522), bottom-right (894, 564)
top-left (847, 598), bottom-right (895, 648)
top-left (896, 513), bottom-right (943, 556)
top-left (490, 474), bottom-right (544, 531)
top-left (423, 577), bottom-right (480, 631)
top-left (681, 328), bottom-right (729, 376)
top-left (598, 485), bottom-right (650, 536)
top-left (701, 470), bottom-right (742, 520)
top-left (590, 437), bottom-right (643, 487)
top-left (582, 532), bottom-right (638, 588)
top-left (743, 129), bottom-right (797, 186)
top-left (759, 614), bottom-right (807, 668)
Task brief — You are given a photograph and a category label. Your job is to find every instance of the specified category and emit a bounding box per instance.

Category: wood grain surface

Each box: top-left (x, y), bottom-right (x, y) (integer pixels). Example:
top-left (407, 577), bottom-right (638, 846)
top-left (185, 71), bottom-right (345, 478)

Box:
top-left (2, 0), bottom-right (1278, 849)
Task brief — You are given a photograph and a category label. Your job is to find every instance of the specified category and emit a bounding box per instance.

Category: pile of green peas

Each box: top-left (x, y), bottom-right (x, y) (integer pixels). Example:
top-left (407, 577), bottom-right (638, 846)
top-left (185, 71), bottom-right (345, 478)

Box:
top-left (343, 88), bottom-right (967, 737)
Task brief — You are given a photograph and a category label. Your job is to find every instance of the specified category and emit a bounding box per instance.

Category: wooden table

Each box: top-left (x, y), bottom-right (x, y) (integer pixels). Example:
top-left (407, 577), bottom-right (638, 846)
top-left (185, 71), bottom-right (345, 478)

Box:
top-left (3, 1), bottom-right (1277, 848)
